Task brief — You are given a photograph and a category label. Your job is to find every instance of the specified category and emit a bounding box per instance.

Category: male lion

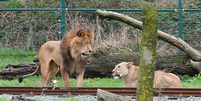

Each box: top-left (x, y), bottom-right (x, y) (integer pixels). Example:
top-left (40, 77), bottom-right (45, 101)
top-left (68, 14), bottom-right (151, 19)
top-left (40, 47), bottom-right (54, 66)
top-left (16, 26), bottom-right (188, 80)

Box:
top-left (112, 62), bottom-right (183, 88)
top-left (19, 27), bottom-right (94, 87)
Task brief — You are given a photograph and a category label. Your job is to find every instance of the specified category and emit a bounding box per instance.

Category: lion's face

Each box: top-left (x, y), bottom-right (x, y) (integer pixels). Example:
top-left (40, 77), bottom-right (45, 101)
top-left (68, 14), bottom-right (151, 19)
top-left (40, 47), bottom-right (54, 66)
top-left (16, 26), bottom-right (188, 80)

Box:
top-left (78, 39), bottom-right (93, 58)
top-left (112, 62), bottom-right (133, 79)
top-left (70, 28), bottom-right (94, 58)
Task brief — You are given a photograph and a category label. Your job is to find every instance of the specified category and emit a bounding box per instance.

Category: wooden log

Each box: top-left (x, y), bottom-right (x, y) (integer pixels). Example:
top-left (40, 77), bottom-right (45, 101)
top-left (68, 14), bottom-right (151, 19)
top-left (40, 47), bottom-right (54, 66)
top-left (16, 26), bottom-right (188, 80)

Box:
top-left (96, 89), bottom-right (134, 101)
top-left (84, 47), bottom-right (198, 78)
top-left (33, 55), bottom-right (39, 63)
top-left (0, 47), bottom-right (199, 79)
top-left (0, 63), bottom-right (38, 79)
top-left (186, 59), bottom-right (201, 73)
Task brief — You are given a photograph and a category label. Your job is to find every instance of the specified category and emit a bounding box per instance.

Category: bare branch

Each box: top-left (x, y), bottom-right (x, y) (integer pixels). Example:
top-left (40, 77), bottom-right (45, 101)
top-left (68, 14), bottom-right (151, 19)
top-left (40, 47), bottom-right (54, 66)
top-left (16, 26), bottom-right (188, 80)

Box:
top-left (96, 9), bottom-right (201, 62)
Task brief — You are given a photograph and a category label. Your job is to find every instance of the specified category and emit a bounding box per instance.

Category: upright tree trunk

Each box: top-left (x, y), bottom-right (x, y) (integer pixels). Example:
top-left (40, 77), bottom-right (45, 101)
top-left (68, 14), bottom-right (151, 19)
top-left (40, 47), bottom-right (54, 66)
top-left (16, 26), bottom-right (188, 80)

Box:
top-left (136, 0), bottom-right (158, 101)
top-left (26, 0), bottom-right (37, 50)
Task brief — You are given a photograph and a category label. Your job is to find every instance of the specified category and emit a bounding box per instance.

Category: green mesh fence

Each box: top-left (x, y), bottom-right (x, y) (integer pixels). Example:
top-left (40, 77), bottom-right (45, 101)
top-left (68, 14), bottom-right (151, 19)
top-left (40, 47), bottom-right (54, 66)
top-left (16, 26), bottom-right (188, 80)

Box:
top-left (0, 0), bottom-right (200, 53)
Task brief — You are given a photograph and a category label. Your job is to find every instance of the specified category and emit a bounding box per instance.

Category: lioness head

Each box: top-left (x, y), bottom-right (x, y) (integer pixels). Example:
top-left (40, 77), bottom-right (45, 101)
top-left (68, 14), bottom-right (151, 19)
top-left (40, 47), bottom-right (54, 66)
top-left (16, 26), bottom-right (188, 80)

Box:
top-left (112, 62), bottom-right (133, 79)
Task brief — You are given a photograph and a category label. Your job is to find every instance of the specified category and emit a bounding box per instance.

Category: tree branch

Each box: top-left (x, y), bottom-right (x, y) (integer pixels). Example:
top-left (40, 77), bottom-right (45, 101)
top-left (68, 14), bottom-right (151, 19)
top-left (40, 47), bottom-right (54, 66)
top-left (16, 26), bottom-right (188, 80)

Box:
top-left (96, 9), bottom-right (201, 62)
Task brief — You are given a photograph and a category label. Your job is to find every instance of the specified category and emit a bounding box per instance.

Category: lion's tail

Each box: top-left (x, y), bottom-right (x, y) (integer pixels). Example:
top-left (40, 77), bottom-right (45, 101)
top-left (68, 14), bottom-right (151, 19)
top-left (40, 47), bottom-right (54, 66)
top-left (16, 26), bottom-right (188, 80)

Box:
top-left (18, 64), bottom-right (40, 83)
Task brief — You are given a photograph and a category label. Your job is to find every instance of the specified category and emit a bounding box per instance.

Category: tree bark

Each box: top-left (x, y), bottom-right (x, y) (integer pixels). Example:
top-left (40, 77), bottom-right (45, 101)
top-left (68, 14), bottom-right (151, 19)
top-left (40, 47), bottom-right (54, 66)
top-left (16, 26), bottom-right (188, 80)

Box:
top-left (186, 60), bottom-right (201, 73)
top-left (0, 63), bottom-right (38, 79)
top-left (26, 0), bottom-right (38, 50)
top-left (136, 1), bottom-right (158, 100)
top-left (96, 10), bottom-right (201, 62)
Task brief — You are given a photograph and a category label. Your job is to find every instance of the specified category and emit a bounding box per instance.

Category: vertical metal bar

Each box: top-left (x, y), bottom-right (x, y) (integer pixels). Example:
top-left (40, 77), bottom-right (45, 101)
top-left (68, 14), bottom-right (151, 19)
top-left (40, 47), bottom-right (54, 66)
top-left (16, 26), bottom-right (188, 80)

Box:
top-left (59, 21), bottom-right (61, 40)
top-left (59, 0), bottom-right (62, 40)
top-left (178, 0), bottom-right (182, 53)
top-left (61, 0), bottom-right (66, 37)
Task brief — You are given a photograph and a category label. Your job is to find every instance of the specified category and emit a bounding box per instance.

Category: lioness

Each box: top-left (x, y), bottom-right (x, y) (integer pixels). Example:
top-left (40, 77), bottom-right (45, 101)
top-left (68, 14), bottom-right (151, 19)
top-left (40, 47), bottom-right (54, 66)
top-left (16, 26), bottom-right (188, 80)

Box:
top-left (19, 27), bottom-right (94, 87)
top-left (112, 62), bottom-right (183, 88)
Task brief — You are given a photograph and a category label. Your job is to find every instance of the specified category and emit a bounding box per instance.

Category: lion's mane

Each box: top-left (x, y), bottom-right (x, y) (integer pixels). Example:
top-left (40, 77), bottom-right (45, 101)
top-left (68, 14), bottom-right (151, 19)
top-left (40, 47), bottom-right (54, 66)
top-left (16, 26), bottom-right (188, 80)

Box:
top-left (60, 28), bottom-right (94, 75)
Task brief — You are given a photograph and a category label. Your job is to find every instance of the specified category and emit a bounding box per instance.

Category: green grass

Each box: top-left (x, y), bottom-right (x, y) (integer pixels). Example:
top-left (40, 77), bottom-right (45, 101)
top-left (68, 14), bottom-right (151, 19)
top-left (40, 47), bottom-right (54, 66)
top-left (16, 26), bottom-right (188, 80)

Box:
top-left (2, 73), bottom-right (201, 101)
top-left (0, 76), bottom-right (124, 87)
top-left (1, 48), bottom-right (201, 100)
top-left (0, 74), bottom-right (201, 88)
top-left (0, 97), bottom-right (9, 101)
top-left (181, 74), bottom-right (201, 88)
top-left (0, 48), bottom-right (38, 55)
top-left (0, 48), bottom-right (38, 70)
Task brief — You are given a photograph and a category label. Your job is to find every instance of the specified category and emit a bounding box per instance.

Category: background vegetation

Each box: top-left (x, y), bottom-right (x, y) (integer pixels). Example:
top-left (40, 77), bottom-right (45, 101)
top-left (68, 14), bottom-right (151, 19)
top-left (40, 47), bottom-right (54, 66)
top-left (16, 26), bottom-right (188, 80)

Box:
top-left (0, 0), bottom-right (200, 52)
top-left (1, 0), bottom-right (200, 100)
top-left (0, 0), bottom-right (200, 90)
top-left (0, 48), bottom-right (37, 70)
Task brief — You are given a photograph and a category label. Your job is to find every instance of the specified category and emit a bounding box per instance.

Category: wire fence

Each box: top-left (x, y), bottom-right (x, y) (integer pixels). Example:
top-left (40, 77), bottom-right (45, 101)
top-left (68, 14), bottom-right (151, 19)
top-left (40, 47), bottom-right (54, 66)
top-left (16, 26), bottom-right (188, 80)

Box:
top-left (0, 0), bottom-right (200, 53)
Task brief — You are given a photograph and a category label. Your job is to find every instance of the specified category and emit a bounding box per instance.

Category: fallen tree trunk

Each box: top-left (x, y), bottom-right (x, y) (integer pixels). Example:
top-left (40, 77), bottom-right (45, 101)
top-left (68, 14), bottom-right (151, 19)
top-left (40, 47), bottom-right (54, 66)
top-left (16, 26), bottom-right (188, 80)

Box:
top-left (96, 9), bottom-right (201, 72)
top-left (0, 63), bottom-right (38, 79)
top-left (96, 9), bottom-right (201, 62)
top-left (186, 60), bottom-right (201, 73)
top-left (0, 47), bottom-right (199, 79)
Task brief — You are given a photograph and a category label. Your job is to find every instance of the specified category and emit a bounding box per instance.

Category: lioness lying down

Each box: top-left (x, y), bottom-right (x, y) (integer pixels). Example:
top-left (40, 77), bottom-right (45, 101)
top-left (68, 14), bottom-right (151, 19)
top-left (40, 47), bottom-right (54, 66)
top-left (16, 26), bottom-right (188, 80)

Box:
top-left (112, 62), bottom-right (183, 88)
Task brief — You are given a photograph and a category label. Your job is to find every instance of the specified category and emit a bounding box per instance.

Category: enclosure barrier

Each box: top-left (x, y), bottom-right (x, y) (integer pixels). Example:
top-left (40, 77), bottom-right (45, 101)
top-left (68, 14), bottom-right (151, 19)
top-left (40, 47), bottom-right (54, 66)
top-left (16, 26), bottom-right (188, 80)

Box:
top-left (0, 0), bottom-right (200, 52)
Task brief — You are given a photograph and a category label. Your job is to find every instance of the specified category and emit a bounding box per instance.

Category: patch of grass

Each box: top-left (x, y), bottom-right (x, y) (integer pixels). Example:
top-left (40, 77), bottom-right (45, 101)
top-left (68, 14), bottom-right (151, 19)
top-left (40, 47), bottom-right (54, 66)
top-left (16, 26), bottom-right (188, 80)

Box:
top-left (181, 74), bottom-right (201, 88)
top-left (0, 76), bottom-right (40, 86)
top-left (83, 77), bottom-right (123, 87)
top-left (0, 75), bottom-right (201, 100)
top-left (0, 74), bottom-right (201, 88)
top-left (0, 48), bottom-right (38, 55)
top-left (0, 97), bottom-right (10, 101)
top-left (0, 76), bottom-right (124, 87)
top-left (0, 48), bottom-right (38, 70)
top-left (0, 55), bottom-right (35, 70)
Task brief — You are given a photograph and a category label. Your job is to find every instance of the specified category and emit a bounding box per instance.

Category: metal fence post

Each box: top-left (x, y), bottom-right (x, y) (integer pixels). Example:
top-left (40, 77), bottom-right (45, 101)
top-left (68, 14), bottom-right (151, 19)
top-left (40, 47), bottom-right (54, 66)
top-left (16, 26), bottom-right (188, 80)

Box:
top-left (178, 0), bottom-right (182, 53)
top-left (59, 0), bottom-right (62, 40)
top-left (61, 0), bottom-right (66, 37)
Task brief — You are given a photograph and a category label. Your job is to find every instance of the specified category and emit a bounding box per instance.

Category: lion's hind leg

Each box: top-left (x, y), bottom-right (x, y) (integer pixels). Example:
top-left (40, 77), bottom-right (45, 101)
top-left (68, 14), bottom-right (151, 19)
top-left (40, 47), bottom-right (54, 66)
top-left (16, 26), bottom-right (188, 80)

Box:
top-left (41, 60), bottom-right (59, 87)
top-left (155, 75), bottom-right (168, 88)
top-left (155, 74), bottom-right (181, 88)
